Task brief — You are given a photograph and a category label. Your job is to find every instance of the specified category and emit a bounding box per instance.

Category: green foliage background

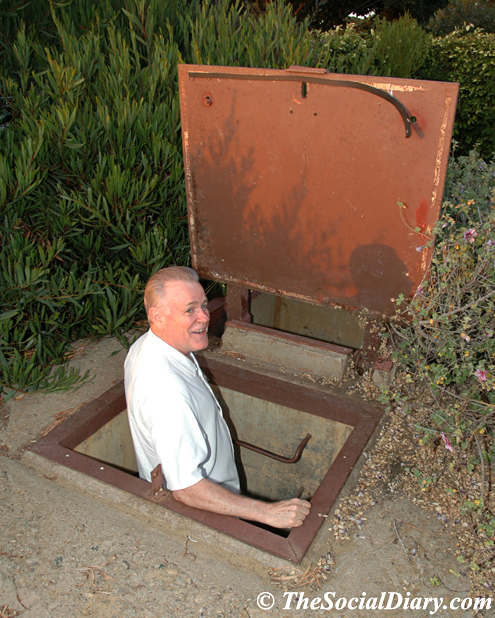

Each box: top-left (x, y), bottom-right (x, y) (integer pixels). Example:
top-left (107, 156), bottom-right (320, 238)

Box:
top-left (427, 0), bottom-right (495, 36)
top-left (424, 27), bottom-right (495, 157)
top-left (317, 17), bottom-right (495, 156)
top-left (0, 0), bottom-right (494, 400)
top-left (275, 0), bottom-right (449, 31)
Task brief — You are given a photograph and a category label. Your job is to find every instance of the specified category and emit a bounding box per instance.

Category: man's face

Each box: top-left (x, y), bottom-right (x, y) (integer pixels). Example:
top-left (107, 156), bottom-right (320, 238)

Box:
top-left (152, 280), bottom-right (210, 355)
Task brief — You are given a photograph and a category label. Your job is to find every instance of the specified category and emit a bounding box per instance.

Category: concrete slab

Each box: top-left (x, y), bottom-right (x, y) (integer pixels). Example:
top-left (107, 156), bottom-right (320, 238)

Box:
top-left (0, 455), bottom-right (473, 618)
top-left (221, 320), bottom-right (352, 381)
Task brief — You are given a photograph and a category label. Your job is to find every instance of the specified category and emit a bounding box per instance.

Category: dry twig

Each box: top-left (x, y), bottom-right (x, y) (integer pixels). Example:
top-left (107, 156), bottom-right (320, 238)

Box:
top-left (183, 536), bottom-right (197, 561)
top-left (0, 606), bottom-right (19, 618)
top-left (269, 563), bottom-right (326, 590)
top-left (393, 519), bottom-right (412, 564)
top-left (40, 403), bottom-right (87, 437)
top-left (15, 594), bottom-right (26, 611)
top-left (473, 433), bottom-right (486, 501)
top-left (75, 564), bottom-right (115, 594)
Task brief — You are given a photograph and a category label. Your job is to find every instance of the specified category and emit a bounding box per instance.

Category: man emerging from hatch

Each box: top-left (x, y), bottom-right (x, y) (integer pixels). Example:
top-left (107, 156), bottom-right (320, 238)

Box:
top-left (124, 266), bottom-right (311, 529)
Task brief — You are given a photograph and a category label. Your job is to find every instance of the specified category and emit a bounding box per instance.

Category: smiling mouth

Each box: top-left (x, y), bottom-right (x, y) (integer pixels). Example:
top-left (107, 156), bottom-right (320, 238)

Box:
top-left (192, 327), bottom-right (208, 335)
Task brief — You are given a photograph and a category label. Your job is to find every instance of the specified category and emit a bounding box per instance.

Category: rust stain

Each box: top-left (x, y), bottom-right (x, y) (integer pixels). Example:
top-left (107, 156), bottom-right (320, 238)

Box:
top-left (416, 198), bottom-right (429, 234)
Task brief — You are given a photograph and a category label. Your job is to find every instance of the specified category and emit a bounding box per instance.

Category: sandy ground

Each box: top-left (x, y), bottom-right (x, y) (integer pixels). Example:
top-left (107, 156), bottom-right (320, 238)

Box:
top-left (0, 337), bottom-right (491, 618)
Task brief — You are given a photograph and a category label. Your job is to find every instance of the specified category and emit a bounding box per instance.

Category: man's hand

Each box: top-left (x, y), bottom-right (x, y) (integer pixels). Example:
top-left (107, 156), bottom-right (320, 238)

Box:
top-left (173, 478), bottom-right (311, 529)
top-left (262, 498), bottom-right (311, 529)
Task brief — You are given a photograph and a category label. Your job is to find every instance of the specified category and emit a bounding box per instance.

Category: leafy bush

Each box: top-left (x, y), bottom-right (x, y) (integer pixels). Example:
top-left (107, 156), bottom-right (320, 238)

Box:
top-left (0, 5), bottom-right (189, 399)
top-left (0, 0), bottom-right (336, 400)
top-left (422, 28), bottom-right (495, 158)
top-left (428, 0), bottom-right (495, 36)
top-left (182, 0), bottom-right (334, 68)
top-left (369, 13), bottom-right (432, 78)
top-left (317, 14), bottom-right (432, 78)
top-left (317, 24), bottom-right (373, 75)
top-left (390, 149), bottom-right (495, 448)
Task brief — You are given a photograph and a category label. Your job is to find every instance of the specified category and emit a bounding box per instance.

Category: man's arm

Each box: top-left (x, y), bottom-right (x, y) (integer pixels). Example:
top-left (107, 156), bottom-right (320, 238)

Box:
top-left (173, 478), bottom-right (311, 529)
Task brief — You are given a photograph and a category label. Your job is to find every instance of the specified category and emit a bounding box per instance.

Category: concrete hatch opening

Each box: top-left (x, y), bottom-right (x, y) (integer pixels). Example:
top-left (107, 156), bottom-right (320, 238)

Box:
top-left (30, 65), bottom-right (458, 563)
top-left (30, 353), bottom-right (381, 562)
top-left (215, 386), bottom-right (352, 504)
top-left (72, 374), bottom-right (354, 508)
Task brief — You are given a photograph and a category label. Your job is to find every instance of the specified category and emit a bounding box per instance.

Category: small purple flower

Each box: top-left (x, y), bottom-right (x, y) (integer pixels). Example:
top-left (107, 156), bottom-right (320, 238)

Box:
top-left (464, 228), bottom-right (477, 243)
top-left (415, 285), bottom-right (423, 297)
top-left (442, 222), bottom-right (448, 228)
top-left (441, 432), bottom-right (454, 452)
top-left (416, 245), bottom-right (424, 252)
top-left (475, 369), bottom-right (487, 382)
top-left (488, 239), bottom-right (495, 248)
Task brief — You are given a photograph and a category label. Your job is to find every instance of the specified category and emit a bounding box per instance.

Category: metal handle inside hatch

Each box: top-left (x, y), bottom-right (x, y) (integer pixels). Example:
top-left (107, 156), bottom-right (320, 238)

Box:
top-left (234, 433), bottom-right (312, 464)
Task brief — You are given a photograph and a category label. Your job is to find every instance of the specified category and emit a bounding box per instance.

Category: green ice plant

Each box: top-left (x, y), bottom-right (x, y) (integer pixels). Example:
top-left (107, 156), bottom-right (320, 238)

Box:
top-left (0, 2), bottom-right (188, 400)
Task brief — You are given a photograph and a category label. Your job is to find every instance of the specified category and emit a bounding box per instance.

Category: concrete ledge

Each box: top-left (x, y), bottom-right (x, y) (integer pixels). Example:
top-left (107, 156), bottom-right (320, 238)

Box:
top-left (221, 320), bottom-right (352, 381)
top-left (22, 449), bottom-right (288, 576)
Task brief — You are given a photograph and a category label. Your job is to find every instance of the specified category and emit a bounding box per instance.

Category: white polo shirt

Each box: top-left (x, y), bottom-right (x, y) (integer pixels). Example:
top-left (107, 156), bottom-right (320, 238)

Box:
top-left (124, 330), bottom-right (240, 493)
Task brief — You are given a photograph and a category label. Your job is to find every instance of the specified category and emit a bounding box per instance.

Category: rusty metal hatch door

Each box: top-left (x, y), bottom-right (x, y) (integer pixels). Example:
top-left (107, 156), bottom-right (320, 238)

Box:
top-left (179, 65), bottom-right (458, 315)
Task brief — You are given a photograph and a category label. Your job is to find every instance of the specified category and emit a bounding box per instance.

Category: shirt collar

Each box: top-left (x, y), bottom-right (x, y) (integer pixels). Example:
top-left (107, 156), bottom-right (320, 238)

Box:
top-left (147, 330), bottom-right (198, 376)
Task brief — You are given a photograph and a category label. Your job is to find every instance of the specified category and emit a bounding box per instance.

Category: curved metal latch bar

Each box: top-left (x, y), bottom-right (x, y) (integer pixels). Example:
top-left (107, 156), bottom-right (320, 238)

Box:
top-left (188, 70), bottom-right (414, 138)
top-left (234, 433), bottom-right (312, 464)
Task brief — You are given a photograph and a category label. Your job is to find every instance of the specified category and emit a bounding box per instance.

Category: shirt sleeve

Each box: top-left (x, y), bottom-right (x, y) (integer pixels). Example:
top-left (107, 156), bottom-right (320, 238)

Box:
top-left (142, 379), bottom-right (211, 491)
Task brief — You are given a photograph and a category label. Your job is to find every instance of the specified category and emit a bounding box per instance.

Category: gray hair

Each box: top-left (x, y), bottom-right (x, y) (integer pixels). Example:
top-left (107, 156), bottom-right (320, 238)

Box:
top-left (144, 266), bottom-right (199, 322)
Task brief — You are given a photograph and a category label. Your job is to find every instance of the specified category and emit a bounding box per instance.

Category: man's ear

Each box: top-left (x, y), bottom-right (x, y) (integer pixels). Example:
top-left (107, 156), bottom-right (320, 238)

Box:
top-left (148, 306), bottom-right (163, 326)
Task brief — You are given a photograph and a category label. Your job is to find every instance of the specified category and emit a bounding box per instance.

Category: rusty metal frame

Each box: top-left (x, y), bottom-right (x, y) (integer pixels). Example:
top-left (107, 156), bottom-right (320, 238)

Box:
top-left (29, 358), bottom-right (382, 563)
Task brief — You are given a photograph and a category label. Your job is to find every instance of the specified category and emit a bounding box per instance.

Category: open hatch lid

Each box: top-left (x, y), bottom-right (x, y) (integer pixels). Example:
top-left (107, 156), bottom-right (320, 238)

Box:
top-left (179, 64), bottom-right (458, 315)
